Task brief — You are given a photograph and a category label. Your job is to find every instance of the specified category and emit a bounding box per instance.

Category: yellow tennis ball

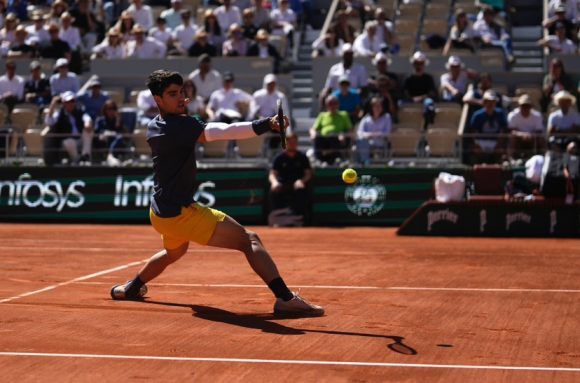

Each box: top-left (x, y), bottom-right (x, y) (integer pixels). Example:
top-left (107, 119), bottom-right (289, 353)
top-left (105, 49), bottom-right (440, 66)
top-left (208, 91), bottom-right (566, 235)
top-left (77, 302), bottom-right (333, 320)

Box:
top-left (342, 168), bottom-right (358, 184)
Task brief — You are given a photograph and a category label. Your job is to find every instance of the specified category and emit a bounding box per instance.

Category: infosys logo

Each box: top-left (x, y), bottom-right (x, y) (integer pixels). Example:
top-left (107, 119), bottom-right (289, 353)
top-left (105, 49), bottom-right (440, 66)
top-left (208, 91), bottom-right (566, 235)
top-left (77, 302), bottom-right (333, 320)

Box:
top-left (0, 173), bottom-right (85, 212)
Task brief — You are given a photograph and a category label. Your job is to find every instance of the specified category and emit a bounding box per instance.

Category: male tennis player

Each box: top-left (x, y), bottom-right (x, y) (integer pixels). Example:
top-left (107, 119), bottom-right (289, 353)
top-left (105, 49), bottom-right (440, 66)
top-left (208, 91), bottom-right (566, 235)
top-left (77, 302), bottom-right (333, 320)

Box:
top-left (110, 70), bottom-right (323, 316)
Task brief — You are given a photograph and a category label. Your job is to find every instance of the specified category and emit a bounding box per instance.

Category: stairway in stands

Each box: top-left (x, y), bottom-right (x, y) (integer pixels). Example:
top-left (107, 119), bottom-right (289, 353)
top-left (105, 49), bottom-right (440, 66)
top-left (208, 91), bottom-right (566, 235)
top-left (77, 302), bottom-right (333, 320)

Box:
top-left (291, 28), bottom-right (319, 153)
top-left (509, 1), bottom-right (545, 73)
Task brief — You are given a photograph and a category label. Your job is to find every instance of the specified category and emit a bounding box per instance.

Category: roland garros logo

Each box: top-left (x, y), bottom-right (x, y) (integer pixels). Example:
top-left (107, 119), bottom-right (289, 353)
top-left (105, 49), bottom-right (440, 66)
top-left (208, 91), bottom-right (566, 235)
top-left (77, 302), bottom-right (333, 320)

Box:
top-left (344, 175), bottom-right (386, 216)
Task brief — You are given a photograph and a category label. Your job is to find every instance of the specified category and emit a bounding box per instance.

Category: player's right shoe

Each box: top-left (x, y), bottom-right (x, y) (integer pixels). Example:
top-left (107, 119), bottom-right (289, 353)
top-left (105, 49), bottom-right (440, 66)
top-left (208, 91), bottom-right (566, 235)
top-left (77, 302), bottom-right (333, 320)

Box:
top-left (110, 280), bottom-right (148, 300)
top-left (273, 292), bottom-right (324, 317)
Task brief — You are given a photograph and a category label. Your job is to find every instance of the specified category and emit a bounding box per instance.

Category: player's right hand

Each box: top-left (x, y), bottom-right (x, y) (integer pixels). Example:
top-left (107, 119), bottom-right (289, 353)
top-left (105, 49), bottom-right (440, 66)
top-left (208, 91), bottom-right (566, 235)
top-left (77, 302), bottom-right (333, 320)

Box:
top-left (269, 115), bottom-right (289, 133)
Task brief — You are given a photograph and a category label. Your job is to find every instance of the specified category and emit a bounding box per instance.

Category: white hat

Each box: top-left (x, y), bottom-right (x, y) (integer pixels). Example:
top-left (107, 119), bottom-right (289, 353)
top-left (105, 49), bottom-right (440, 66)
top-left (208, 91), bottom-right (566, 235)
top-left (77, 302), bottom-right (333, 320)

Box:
top-left (482, 89), bottom-right (497, 101)
top-left (61, 91), bottom-right (76, 102)
top-left (517, 94), bottom-right (532, 106)
top-left (554, 90), bottom-right (576, 104)
top-left (410, 51), bottom-right (428, 65)
top-left (446, 55), bottom-right (462, 68)
top-left (55, 58), bottom-right (69, 68)
top-left (263, 73), bottom-right (277, 86)
top-left (341, 43), bottom-right (353, 54)
top-left (372, 52), bottom-right (391, 66)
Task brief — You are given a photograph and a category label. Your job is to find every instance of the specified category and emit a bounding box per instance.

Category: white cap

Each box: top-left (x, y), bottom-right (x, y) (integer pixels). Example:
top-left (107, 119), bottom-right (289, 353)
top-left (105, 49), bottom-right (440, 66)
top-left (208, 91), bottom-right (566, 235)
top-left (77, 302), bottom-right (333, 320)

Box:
top-left (61, 91), bottom-right (76, 102)
top-left (446, 55), bottom-right (462, 68)
top-left (482, 89), bottom-right (497, 101)
top-left (410, 51), bottom-right (428, 64)
top-left (263, 73), bottom-right (277, 86)
top-left (372, 52), bottom-right (391, 66)
top-left (341, 43), bottom-right (353, 54)
top-left (55, 58), bottom-right (69, 68)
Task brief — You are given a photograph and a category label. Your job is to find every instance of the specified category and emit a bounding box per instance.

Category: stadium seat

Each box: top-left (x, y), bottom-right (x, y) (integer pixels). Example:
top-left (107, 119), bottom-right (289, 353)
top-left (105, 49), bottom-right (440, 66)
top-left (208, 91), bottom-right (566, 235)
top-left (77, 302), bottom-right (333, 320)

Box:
top-left (199, 140), bottom-right (230, 159)
top-left (23, 128), bottom-right (44, 158)
top-left (426, 128), bottom-right (457, 157)
top-left (389, 128), bottom-right (422, 156)
top-left (235, 134), bottom-right (268, 160)
top-left (398, 105), bottom-right (425, 128)
top-left (9, 108), bottom-right (38, 155)
top-left (422, 19), bottom-right (449, 36)
top-left (397, 3), bottom-right (422, 20)
top-left (473, 164), bottom-right (504, 195)
top-left (425, 3), bottom-right (450, 18)
top-left (395, 19), bottom-right (419, 34)
top-left (397, 34), bottom-right (416, 55)
top-left (131, 128), bottom-right (151, 160)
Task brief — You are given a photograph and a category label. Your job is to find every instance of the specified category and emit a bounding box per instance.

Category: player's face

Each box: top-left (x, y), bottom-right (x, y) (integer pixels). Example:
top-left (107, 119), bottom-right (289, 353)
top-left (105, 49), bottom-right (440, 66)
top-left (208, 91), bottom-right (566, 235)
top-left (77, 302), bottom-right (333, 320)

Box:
top-left (155, 83), bottom-right (187, 115)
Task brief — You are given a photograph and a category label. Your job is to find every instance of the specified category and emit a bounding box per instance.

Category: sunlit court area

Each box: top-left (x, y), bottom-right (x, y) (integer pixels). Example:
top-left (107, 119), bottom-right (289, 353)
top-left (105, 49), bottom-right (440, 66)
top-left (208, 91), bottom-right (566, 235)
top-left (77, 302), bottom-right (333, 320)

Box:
top-left (1, 0), bottom-right (580, 381)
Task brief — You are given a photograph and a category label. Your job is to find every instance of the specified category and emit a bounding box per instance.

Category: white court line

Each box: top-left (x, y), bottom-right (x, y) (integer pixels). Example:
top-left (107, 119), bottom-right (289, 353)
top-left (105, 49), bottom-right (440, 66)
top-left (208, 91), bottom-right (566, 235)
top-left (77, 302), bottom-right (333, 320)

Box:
top-left (0, 260), bottom-right (147, 304)
top-left (0, 352), bottom-right (578, 372)
top-left (74, 281), bottom-right (580, 294)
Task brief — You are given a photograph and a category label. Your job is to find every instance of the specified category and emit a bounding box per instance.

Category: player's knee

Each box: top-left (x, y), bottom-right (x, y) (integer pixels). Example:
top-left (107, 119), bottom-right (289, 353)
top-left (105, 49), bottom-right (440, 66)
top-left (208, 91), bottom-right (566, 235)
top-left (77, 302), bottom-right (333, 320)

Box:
top-left (166, 243), bottom-right (189, 263)
top-left (247, 230), bottom-right (261, 244)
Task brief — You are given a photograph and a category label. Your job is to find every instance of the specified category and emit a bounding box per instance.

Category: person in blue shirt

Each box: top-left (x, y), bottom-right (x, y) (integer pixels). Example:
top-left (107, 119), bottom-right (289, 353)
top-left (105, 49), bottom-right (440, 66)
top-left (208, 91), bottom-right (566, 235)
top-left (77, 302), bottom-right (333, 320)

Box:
top-left (110, 70), bottom-right (323, 317)
top-left (468, 89), bottom-right (508, 164)
top-left (332, 75), bottom-right (362, 123)
top-left (77, 78), bottom-right (110, 121)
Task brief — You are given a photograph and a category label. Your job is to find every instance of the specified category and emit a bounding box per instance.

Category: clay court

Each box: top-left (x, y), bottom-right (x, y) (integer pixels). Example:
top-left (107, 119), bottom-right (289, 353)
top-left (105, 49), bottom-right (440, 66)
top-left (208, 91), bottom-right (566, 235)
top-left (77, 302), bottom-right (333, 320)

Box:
top-left (1, 223), bottom-right (579, 382)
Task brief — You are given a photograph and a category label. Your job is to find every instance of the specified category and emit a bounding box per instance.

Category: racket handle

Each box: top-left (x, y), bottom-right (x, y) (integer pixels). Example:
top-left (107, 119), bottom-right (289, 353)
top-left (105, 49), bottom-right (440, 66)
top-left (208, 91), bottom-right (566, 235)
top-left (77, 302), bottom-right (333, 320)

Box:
top-left (277, 99), bottom-right (286, 149)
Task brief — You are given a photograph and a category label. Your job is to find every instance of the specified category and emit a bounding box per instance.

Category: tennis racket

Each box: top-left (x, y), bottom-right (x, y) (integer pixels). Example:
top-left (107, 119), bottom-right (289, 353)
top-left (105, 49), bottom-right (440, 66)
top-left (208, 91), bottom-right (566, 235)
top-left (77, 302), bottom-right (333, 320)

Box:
top-left (277, 99), bottom-right (286, 149)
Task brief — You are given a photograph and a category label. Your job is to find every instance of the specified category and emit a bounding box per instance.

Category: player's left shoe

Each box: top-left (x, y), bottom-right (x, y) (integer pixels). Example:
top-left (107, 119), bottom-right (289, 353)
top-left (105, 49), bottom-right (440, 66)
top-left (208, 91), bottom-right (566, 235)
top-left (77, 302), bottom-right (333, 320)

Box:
top-left (273, 292), bottom-right (324, 317)
top-left (110, 280), bottom-right (148, 300)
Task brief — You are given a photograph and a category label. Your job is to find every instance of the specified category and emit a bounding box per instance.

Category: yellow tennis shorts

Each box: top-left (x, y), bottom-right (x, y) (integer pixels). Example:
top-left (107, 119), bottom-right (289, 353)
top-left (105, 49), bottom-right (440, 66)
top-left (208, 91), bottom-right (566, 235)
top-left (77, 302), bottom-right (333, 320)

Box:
top-left (149, 203), bottom-right (226, 249)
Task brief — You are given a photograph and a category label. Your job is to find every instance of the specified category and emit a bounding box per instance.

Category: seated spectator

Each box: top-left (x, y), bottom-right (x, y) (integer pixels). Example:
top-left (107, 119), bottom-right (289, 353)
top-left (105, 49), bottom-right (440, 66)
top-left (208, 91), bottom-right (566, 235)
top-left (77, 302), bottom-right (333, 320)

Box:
top-left (70, 0), bottom-right (101, 54)
top-left (321, 43), bottom-right (368, 102)
top-left (116, 11), bottom-right (136, 42)
top-left (183, 78), bottom-right (206, 119)
top-left (467, 90), bottom-right (508, 164)
top-left (443, 8), bottom-right (475, 55)
top-left (374, 8), bottom-right (398, 55)
top-left (206, 71), bottom-right (253, 122)
top-left (463, 72), bottom-right (506, 117)
top-left (45, 0), bottom-right (68, 26)
top-left (368, 52), bottom-right (400, 98)
top-left (507, 94), bottom-right (545, 160)
top-left (161, 0), bottom-right (185, 30)
top-left (310, 94), bottom-right (353, 164)
top-left (222, 23), bottom-right (249, 56)
top-left (215, 0), bottom-right (242, 34)
top-left (440, 56), bottom-right (474, 103)
top-left (473, 6), bottom-right (515, 64)
top-left (241, 9), bottom-right (258, 40)
top-left (26, 11), bottom-right (50, 46)
top-left (332, 75), bottom-right (362, 122)
top-left (247, 29), bottom-right (282, 73)
top-left (364, 75), bottom-right (397, 123)
top-left (250, 73), bottom-right (290, 147)
top-left (93, 100), bottom-right (127, 166)
top-left (136, 88), bottom-right (158, 127)
top-left (548, 0), bottom-right (577, 21)
top-left (538, 22), bottom-right (577, 54)
top-left (547, 90), bottom-right (580, 146)
top-left (24, 61), bottom-right (51, 108)
top-left (126, 0), bottom-right (153, 30)
top-left (39, 24), bottom-right (72, 62)
top-left (311, 30), bottom-right (343, 58)
top-left (356, 96), bottom-right (391, 165)
top-left (250, 0), bottom-right (271, 30)
top-left (188, 30), bottom-right (218, 57)
top-left (92, 28), bottom-right (125, 59)
top-left (403, 51), bottom-right (437, 103)
top-left (330, 10), bottom-right (356, 44)
top-left (149, 16), bottom-right (174, 48)
top-left (543, 5), bottom-right (576, 42)
top-left (268, 133), bottom-right (313, 226)
top-left (542, 58), bottom-right (576, 113)
top-left (125, 24), bottom-right (167, 58)
top-left (77, 78), bottom-right (110, 121)
top-left (203, 9), bottom-right (224, 49)
top-left (171, 9), bottom-right (198, 55)
top-left (188, 53), bottom-right (223, 102)
top-left (353, 20), bottom-right (381, 57)
top-left (44, 91), bottom-right (93, 165)
top-left (0, 13), bottom-right (18, 45)
top-left (0, 60), bottom-right (24, 112)
top-left (49, 58), bottom-right (80, 96)
top-left (271, 0), bottom-right (296, 49)
top-left (6, 25), bottom-right (35, 58)
top-left (59, 12), bottom-right (83, 73)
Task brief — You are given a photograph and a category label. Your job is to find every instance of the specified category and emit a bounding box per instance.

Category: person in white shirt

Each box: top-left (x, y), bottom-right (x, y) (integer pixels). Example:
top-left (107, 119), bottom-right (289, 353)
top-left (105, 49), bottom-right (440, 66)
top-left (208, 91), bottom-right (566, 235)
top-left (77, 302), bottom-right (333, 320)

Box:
top-left (0, 60), bottom-right (24, 112)
top-left (161, 0), bottom-right (186, 30)
top-left (251, 73), bottom-right (290, 148)
top-left (172, 9), bottom-right (198, 55)
top-left (125, 24), bottom-right (166, 58)
top-left (548, 90), bottom-right (580, 137)
top-left (207, 71), bottom-right (254, 122)
top-left (353, 20), bottom-right (381, 57)
top-left (271, 0), bottom-right (296, 42)
top-left (188, 53), bottom-right (223, 101)
top-left (548, 0), bottom-right (577, 20)
top-left (126, 0), bottom-right (153, 30)
top-left (136, 88), bottom-right (158, 127)
top-left (508, 94), bottom-right (545, 159)
top-left (472, 7), bottom-right (515, 63)
top-left (25, 11), bottom-right (50, 45)
top-left (149, 16), bottom-right (173, 47)
top-left (322, 43), bottom-right (368, 104)
top-left (440, 55), bottom-right (472, 102)
top-left (222, 23), bottom-right (249, 56)
top-left (92, 28), bottom-right (125, 59)
top-left (59, 12), bottom-right (82, 51)
top-left (250, 0), bottom-right (271, 30)
top-left (538, 22), bottom-right (577, 54)
top-left (312, 30), bottom-right (343, 58)
top-left (215, 0), bottom-right (242, 34)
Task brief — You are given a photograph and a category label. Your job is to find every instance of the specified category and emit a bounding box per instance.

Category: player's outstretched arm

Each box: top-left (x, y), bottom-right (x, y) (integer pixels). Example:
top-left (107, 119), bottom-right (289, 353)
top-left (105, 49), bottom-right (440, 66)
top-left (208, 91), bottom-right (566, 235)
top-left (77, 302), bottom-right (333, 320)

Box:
top-left (198, 116), bottom-right (289, 143)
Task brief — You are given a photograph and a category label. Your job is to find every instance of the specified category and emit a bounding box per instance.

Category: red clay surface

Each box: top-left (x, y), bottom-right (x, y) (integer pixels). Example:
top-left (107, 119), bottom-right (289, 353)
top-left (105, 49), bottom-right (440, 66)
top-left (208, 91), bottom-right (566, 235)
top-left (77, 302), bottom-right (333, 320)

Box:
top-left (0, 224), bottom-right (579, 382)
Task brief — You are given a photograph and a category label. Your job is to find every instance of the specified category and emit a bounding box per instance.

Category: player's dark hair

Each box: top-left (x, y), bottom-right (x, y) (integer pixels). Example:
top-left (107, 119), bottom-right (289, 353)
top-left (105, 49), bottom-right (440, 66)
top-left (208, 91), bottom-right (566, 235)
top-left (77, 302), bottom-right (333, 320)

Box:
top-left (146, 70), bottom-right (183, 97)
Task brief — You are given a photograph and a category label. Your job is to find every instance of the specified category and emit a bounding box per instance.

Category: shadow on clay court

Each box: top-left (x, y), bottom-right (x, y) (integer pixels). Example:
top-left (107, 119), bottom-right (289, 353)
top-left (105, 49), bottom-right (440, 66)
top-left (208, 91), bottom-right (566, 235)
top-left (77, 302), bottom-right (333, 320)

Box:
top-left (142, 300), bottom-right (418, 355)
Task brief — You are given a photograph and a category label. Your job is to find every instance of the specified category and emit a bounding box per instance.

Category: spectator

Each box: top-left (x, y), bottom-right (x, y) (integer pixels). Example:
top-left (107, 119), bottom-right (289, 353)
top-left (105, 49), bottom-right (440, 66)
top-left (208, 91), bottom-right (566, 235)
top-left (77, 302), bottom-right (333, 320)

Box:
top-left (241, 9), bottom-right (258, 40)
top-left (507, 94), bottom-right (545, 160)
top-left (356, 96), bottom-right (391, 165)
top-left (542, 58), bottom-right (575, 113)
top-left (7, 0), bottom-right (27, 23)
top-left (203, 9), bottom-right (223, 49)
top-left (59, 12), bottom-right (83, 73)
top-left (188, 53), bottom-right (222, 101)
top-left (70, 0), bottom-right (100, 54)
top-left (149, 16), bottom-right (173, 48)
top-left (25, 11), bottom-right (50, 46)
top-left (206, 71), bottom-right (253, 122)
top-left (250, 0), bottom-right (271, 30)
top-left (332, 75), bottom-right (362, 122)
top-left (222, 23), bottom-right (249, 56)
top-left (215, 0), bottom-right (242, 34)
top-left (136, 88), bottom-right (158, 127)
top-left (547, 90), bottom-right (580, 144)
top-left (463, 72), bottom-right (507, 117)
top-left (365, 75), bottom-right (397, 123)
top-left (188, 30), bottom-right (218, 57)
top-left (548, 0), bottom-right (577, 21)
top-left (0, 60), bottom-right (24, 112)
top-left (473, 6), bottom-right (515, 64)
top-left (403, 51), bottom-right (437, 103)
top-left (443, 8), bottom-right (475, 55)
top-left (353, 20), bottom-right (381, 57)
top-left (311, 30), bottom-right (343, 58)
top-left (538, 22), bottom-right (577, 54)
top-left (310, 94), bottom-right (353, 164)
top-left (369, 52), bottom-right (400, 100)
top-left (92, 28), bottom-right (125, 59)
top-left (268, 133), bottom-right (313, 226)
top-left (374, 8), bottom-right (398, 55)
top-left (330, 10), bottom-right (356, 44)
top-left (93, 99), bottom-right (126, 166)
top-left (126, 24), bottom-right (166, 58)
top-left (0, 13), bottom-right (17, 45)
top-left (271, 0), bottom-right (296, 49)
top-left (322, 43), bottom-right (368, 99)
top-left (161, 0), bottom-right (185, 30)
top-left (6, 25), bottom-right (35, 58)
top-left (116, 11), bottom-right (136, 42)
top-left (543, 5), bottom-right (576, 42)
top-left (171, 9), bottom-right (198, 55)
top-left (39, 24), bottom-right (72, 62)
top-left (247, 29), bottom-right (282, 73)
top-left (183, 78), bottom-right (206, 119)
top-left (49, 58), bottom-right (79, 96)
top-left (44, 91), bottom-right (93, 165)
top-left (24, 60), bottom-right (51, 108)
top-left (126, 0), bottom-right (153, 30)
top-left (250, 73), bottom-right (290, 147)
top-left (440, 55), bottom-right (473, 103)
top-left (77, 78), bottom-right (110, 121)
top-left (467, 90), bottom-right (508, 164)
top-left (47, 0), bottom-right (69, 26)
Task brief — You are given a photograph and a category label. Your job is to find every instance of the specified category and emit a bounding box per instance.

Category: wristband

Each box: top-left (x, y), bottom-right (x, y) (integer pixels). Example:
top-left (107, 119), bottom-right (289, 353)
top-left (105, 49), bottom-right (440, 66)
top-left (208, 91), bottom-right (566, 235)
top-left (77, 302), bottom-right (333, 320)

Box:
top-left (252, 118), bottom-right (271, 135)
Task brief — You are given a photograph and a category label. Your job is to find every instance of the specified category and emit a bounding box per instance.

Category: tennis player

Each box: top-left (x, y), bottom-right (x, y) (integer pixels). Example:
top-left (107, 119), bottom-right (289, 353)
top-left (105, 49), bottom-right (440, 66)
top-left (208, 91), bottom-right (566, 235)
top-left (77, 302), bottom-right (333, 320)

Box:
top-left (110, 70), bottom-right (324, 316)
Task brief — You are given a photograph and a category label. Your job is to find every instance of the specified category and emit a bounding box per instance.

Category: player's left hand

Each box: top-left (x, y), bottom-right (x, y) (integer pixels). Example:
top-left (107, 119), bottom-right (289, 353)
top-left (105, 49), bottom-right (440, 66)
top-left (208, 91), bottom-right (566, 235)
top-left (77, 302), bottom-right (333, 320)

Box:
top-left (269, 115), bottom-right (290, 133)
top-left (294, 179), bottom-right (305, 189)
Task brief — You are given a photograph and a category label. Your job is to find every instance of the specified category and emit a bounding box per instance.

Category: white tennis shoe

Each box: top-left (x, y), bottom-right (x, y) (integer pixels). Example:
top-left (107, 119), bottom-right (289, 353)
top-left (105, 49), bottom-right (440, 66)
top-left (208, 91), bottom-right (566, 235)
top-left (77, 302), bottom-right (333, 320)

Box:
top-left (274, 292), bottom-right (324, 317)
top-left (110, 280), bottom-right (148, 300)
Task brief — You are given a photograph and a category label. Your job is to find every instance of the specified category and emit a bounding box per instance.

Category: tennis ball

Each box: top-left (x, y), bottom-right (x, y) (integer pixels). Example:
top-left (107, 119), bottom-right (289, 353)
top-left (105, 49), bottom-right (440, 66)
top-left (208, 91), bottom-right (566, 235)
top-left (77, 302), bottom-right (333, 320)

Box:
top-left (342, 168), bottom-right (358, 184)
